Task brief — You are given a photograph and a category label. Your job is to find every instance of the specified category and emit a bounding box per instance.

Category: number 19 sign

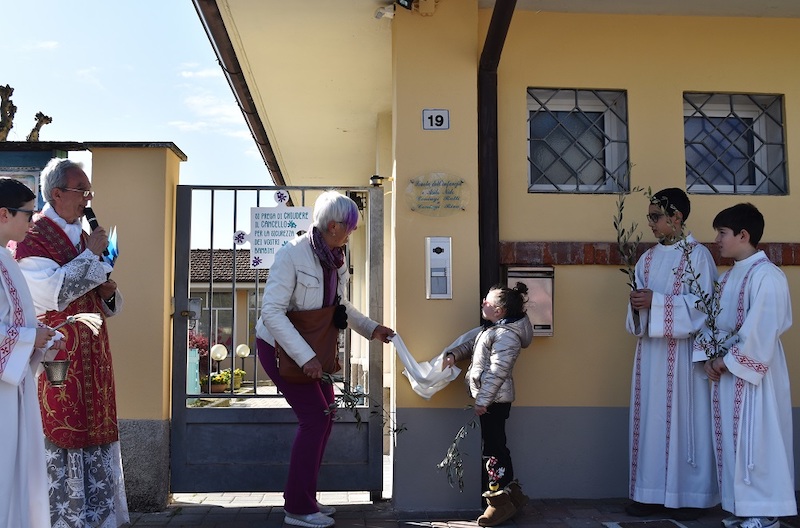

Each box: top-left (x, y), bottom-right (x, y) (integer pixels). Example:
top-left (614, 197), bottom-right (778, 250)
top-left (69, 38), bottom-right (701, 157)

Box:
top-left (422, 109), bottom-right (450, 130)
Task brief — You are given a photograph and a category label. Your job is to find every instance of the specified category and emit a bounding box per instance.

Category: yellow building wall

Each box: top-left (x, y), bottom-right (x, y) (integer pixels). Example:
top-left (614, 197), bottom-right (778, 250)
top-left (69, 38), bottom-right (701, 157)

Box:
top-left (89, 146), bottom-right (180, 420)
top-left (487, 11), bottom-right (800, 407)
top-left (392, 1), bottom-right (482, 409)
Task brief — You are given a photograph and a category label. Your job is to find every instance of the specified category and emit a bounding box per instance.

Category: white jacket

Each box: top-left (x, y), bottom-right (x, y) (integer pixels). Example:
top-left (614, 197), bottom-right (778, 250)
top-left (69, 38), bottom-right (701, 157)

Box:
top-left (255, 234), bottom-right (379, 368)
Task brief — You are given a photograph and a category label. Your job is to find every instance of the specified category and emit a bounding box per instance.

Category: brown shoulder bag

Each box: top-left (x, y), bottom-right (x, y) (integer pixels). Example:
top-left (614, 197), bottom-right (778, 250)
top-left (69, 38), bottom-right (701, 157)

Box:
top-left (275, 305), bottom-right (341, 384)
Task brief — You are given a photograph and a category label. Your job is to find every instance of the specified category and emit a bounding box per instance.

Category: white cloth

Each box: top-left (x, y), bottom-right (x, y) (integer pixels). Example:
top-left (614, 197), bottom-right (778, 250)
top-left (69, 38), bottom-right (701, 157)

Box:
top-left (0, 247), bottom-right (50, 528)
top-left (705, 251), bottom-right (796, 517)
top-left (256, 234), bottom-right (378, 367)
top-left (392, 333), bottom-right (461, 400)
top-left (625, 235), bottom-right (719, 508)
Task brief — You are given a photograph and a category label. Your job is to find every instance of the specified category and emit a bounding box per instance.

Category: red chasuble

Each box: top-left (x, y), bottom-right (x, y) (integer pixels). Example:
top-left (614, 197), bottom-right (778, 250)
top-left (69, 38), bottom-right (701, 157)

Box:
top-left (13, 216), bottom-right (119, 449)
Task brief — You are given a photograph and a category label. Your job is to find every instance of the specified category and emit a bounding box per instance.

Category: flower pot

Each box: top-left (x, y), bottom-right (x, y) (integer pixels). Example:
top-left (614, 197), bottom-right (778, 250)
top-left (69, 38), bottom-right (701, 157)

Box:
top-left (233, 373), bottom-right (243, 390)
top-left (210, 382), bottom-right (229, 393)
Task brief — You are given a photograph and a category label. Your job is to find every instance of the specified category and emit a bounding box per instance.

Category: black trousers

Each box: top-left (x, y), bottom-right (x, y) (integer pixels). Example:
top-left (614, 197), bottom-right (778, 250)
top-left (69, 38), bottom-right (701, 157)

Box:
top-left (479, 402), bottom-right (514, 492)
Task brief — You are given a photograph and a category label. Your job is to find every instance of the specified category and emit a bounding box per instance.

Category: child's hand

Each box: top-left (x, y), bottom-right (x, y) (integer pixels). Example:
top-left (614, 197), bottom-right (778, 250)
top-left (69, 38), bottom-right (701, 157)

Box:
top-left (704, 357), bottom-right (727, 381)
top-left (35, 327), bottom-right (56, 349)
top-left (630, 289), bottom-right (653, 311)
top-left (441, 352), bottom-right (455, 371)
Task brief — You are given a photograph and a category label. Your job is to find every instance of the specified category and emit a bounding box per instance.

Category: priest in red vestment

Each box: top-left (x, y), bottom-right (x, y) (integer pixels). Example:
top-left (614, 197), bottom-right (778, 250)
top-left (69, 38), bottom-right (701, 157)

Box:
top-left (13, 157), bottom-right (129, 527)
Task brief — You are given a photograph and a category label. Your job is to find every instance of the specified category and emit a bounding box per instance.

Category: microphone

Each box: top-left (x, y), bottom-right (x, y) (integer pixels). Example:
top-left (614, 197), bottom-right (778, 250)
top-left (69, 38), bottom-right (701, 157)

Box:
top-left (83, 207), bottom-right (109, 257)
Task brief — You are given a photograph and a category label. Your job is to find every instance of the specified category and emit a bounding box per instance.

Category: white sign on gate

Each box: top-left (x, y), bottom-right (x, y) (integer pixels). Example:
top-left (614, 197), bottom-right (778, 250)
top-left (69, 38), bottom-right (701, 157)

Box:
top-left (235, 204), bottom-right (313, 269)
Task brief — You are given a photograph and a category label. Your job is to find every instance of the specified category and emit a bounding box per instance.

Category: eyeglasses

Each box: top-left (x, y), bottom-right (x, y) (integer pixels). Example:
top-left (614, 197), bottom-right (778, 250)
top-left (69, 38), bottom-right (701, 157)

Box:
top-left (6, 207), bottom-right (37, 221)
top-left (61, 187), bottom-right (95, 199)
top-left (646, 212), bottom-right (665, 223)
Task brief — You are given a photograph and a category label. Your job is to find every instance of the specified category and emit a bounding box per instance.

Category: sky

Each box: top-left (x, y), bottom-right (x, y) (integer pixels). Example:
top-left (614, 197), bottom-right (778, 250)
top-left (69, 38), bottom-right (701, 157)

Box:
top-left (2, 0), bottom-right (273, 188)
top-left (3, 0), bottom-right (280, 248)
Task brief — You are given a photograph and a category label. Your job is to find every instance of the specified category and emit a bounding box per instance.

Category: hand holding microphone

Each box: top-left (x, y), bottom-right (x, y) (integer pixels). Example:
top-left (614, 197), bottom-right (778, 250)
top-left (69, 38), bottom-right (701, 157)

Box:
top-left (83, 206), bottom-right (110, 257)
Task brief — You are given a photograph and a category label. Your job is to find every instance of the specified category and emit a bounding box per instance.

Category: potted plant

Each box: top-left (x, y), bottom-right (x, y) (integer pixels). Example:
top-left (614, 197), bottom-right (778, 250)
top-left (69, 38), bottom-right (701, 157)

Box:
top-left (200, 369), bottom-right (231, 393)
top-left (233, 368), bottom-right (246, 390)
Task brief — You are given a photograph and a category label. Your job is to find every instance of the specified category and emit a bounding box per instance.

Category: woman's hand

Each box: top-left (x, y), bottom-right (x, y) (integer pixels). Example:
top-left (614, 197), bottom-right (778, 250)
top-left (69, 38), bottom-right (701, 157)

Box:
top-left (474, 405), bottom-right (488, 416)
top-left (371, 325), bottom-right (395, 343)
top-left (302, 357), bottom-right (324, 379)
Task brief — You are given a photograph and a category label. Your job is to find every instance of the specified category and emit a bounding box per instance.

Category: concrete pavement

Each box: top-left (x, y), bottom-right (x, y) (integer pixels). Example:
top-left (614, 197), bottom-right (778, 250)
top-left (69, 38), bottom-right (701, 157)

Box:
top-left (125, 493), bottom-right (800, 528)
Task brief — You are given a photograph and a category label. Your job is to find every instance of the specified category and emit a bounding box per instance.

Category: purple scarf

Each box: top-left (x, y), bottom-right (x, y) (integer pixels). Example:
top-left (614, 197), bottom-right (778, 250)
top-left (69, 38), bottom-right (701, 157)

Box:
top-left (309, 227), bottom-right (344, 307)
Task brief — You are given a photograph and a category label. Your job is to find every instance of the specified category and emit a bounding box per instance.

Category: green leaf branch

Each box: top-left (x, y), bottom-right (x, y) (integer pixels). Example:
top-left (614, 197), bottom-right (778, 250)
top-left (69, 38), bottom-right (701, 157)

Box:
top-left (321, 373), bottom-right (407, 441)
top-left (436, 410), bottom-right (479, 492)
top-left (613, 186), bottom-right (645, 290)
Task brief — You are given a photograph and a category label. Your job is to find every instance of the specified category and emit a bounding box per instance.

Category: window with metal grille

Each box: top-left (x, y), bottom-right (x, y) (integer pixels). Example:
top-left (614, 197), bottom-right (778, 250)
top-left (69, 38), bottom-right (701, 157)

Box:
top-left (684, 93), bottom-right (787, 195)
top-left (527, 88), bottom-right (629, 193)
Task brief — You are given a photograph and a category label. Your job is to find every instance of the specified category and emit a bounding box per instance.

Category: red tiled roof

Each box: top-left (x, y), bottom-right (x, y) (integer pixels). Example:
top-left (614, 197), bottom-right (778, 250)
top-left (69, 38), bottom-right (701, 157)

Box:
top-left (189, 249), bottom-right (266, 282)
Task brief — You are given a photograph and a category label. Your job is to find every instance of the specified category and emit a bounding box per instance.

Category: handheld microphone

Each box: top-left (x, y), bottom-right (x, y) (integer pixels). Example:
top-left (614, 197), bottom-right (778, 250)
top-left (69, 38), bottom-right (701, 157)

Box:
top-left (83, 207), bottom-right (110, 257)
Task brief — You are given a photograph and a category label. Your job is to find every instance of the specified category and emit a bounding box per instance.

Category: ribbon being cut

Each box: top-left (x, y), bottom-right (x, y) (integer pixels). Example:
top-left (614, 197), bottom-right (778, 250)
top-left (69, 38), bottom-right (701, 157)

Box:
top-left (391, 328), bottom-right (481, 400)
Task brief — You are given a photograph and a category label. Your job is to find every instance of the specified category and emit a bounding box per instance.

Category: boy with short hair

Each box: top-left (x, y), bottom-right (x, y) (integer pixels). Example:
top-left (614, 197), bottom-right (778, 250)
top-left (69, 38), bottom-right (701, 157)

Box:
top-left (702, 203), bottom-right (796, 528)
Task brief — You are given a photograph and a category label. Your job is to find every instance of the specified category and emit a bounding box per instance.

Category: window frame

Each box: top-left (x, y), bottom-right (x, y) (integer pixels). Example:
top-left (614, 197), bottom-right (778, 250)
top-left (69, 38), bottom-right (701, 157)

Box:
top-left (684, 92), bottom-right (787, 195)
top-left (527, 88), bottom-right (630, 194)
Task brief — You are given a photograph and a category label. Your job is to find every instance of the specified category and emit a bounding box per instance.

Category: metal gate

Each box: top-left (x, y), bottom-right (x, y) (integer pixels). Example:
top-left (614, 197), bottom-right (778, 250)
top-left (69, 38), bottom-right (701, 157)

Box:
top-left (170, 185), bottom-right (385, 497)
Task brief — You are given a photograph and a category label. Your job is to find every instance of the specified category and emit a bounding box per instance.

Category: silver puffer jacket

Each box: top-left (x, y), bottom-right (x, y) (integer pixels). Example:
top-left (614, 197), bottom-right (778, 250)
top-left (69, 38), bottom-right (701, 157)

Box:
top-left (445, 314), bottom-right (533, 408)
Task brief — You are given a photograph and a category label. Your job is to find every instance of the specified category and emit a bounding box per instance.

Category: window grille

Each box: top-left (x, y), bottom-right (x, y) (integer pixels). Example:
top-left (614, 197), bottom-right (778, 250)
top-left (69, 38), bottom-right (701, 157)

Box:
top-left (684, 93), bottom-right (787, 195)
top-left (527, 88), bottom-right (629, 193)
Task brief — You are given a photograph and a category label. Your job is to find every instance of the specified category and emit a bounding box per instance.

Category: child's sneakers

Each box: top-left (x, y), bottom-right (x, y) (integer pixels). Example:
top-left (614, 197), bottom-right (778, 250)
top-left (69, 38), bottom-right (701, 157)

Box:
top-left (736, 517), bottom-right (778, 528)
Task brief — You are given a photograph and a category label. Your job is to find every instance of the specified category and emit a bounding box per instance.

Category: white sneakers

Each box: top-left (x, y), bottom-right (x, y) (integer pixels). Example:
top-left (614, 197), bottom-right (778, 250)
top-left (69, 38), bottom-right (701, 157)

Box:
top-left (284, 503), bottom-right (336, 527)
top-left (284, 512), bottom-right (335, 528)
top-left (316, 502), bottom-right (336, 516)
top-left (722, 517), bottom-right (779, 528)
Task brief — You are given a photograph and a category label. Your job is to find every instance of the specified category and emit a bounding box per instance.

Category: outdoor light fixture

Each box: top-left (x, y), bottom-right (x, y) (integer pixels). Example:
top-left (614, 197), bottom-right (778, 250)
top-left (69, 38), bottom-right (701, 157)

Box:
top-left (235, 344), bottom-right (250, 372)
top-left (396, 0), bottom-right (413, 10)
top-left (210, 344), bottom-right (228, 373)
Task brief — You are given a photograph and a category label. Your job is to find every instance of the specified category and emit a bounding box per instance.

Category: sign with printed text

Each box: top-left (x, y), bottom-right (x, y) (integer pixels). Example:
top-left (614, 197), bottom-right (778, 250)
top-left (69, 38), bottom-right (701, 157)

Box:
top-left (422, 109), bottom-right (450, 130)
top-left (248, 206), bottom-right (313, 268)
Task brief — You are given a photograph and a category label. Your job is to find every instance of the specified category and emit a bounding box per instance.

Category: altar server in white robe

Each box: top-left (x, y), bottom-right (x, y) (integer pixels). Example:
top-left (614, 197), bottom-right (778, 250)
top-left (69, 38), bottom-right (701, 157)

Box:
top-left (702, 203), bottom-right (796, 528)
top-left (625, 188), bottom-right (719, 520)
top-left (0, 177), bottom-right (58, 528)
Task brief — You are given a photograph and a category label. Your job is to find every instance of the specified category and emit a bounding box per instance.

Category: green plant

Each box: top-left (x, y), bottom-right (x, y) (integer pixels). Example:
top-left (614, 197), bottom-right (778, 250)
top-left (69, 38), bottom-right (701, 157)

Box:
top-left (613, 186), bottom-right (645, 290)
top-left (321, 373), bottom-right (406, 440)
top-left (201, 369), bottom-right (231, 386)
top-left (233, 368), bottom-right (246, 377)
top-left (436, 410), bottom-right (479, 491)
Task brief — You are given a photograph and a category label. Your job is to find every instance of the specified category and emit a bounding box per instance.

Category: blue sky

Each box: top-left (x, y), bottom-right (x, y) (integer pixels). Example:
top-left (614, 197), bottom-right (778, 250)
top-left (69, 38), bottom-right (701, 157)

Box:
top-left (2, 0), bottom-right (273, 187)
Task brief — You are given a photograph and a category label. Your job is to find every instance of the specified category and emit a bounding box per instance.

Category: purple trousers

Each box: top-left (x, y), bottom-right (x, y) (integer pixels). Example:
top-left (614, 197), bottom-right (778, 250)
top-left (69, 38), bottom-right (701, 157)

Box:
top-left (257, 338), bottom-right (335, 515)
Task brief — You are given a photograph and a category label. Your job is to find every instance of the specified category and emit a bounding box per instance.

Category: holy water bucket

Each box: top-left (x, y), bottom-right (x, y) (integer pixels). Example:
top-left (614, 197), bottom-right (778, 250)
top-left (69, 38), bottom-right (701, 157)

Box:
top-left (42, 360), bottom-right (71, 386)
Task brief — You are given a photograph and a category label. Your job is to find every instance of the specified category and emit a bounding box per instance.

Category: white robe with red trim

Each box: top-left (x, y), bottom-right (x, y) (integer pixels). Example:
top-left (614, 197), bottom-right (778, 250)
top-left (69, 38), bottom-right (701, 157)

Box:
top-left (0, 247), bottom-right (50, 528)
top-left (625, 235), bottom-right (719, 508)
top-left (702, 251), bottom-right (796, 517)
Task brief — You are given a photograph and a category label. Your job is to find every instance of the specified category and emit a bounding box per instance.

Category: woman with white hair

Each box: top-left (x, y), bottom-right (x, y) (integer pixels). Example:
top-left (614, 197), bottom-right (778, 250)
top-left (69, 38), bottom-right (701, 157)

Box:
top-left (256, 190), bottom-right (394, 528)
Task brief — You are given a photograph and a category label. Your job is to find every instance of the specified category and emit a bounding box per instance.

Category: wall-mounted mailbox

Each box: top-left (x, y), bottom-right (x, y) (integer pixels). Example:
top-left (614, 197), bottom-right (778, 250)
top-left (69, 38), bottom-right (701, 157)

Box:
top-left (425, 236), bottom-right (452, 299)
top-left (505, 266), bottom-right (554, 336)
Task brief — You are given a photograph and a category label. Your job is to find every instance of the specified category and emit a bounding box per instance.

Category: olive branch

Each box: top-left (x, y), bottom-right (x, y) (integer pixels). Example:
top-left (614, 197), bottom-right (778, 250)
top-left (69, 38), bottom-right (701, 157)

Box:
top-left (322, 372), bottom-right (407, 440)
top-left (613, 186), bottom-right (645, 290)
top-left (678, 238), bottom-right (734, 359)
top-left (436, 409), bottom-right (479, 491)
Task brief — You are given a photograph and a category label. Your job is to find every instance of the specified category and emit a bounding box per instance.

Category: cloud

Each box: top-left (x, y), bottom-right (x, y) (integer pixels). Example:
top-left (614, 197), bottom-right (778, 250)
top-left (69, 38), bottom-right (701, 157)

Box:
top-left (183, 92), bottom-right (242, 125)
top-left (180, 68), bottom-right (223, 79)
top-left (75, 67), bottom-right (104, 90)
top-left (168, 120), bottom-right (210, 132)
top-left (31, 40), bottom-right (59, 51)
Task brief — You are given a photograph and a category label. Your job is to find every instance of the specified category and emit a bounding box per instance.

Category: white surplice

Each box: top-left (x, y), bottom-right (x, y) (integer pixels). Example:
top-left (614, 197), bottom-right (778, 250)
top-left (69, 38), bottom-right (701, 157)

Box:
top-left (698, 251), bottom-right (796, 517)
top-left (626, 235), bottom-right (719, 508)
top-left (0, 247), bottom-right (50, 528)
